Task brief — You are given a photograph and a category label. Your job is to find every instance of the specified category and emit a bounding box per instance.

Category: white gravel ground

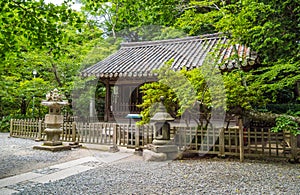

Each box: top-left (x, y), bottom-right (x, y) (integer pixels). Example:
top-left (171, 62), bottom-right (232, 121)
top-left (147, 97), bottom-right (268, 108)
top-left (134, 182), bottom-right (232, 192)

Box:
top-left (1, 133), bottom-right (300, 194)
top-left (0, 133), bottom-right (91, 179)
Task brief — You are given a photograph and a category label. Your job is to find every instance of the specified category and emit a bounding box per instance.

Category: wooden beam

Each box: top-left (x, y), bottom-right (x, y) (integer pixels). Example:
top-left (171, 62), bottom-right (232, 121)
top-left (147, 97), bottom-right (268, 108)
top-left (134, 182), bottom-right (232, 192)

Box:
top-left (106, 77), bottom-right (158, 85)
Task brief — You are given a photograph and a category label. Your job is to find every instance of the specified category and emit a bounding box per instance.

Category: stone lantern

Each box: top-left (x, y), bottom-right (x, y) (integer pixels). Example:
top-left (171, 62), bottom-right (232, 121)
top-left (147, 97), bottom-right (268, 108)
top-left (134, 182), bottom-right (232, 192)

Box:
top-left (34, 88), bottom-right (71, 151)
top-left (143, 96), bottom-right (178, 161)
top-left (151, 96), bottom-right (174, 145)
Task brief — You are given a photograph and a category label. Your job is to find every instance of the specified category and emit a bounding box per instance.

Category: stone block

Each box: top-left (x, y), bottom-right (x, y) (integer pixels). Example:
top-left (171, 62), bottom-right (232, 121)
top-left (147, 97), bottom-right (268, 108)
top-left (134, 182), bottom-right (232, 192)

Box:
top-left (43, 141), bottom-right (63, 146)
top-left (33, 145), bottom-right (71, 152)
top-left (149, 144), bottom-right (178, 153)
top-left (143, 149), bottom-right (167, 161)
top-left (166, 152), bottom-right (179, 160)
top-left (44, 114), bottom-right (64, 124)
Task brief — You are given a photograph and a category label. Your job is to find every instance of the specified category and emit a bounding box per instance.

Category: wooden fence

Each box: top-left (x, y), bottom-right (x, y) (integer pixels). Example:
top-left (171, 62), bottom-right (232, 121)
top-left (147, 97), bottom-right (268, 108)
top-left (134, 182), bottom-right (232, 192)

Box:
top-left (9, 119), bottom-right (154, 147)
top-left (10, 119), bottom-right (45, 140)
top-left (175, 125), bottom-right (299, 160)
top-left (9, 118), bottom-right (300, 160)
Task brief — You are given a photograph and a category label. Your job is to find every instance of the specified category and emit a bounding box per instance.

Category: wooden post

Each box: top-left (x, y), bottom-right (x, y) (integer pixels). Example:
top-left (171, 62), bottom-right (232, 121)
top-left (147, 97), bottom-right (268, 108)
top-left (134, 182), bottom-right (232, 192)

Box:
top-left (290, 134), bottom-right (298, 162)
top-left (218, 127), bottom-right (225, 158)
top-left (109, 123), bottom-right (119, 152)
top-left (135, 125), bottom-right (140, 148)
top-left (104, 80), bottom-right (111, 122)
top-left (72, 122), bottom-right (76, 142)
top-left (9, 119), bottom-right (13, 137)
top-left (238, 118), bottom-right (244, 162)
top-left (34, 120), bottom-right (43, 141)
top-left (113, 124), bottom-right (117, 146)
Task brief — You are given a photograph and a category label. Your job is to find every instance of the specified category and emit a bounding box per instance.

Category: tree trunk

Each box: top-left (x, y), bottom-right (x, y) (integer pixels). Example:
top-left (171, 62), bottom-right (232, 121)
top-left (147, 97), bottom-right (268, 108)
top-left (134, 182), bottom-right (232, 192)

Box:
top-left (21, 97), bottom-right (27, 115)
top-left (51, 63), bottom-right (63, 87)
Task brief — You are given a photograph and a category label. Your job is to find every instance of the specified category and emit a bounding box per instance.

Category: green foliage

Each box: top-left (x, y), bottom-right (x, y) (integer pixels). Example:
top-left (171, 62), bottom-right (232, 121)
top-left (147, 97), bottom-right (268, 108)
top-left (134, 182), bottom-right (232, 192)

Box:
top-left (223, 70), bottom-right (265, 113)
top-left (265, 104), bottom-right (300, 115)
top-left (177, 0), bottom-right (300, 106)
top-left (138, 57), bottom-right (227, 124)
top-left (0, 0), bottom-right (122, 119)
top-left (0, 0), bottom-right (85, 59)
top-left (175, 0), bottom-right (222, 35)
top-left (251, 60), bottom-right (300, 103)
top-left (178, 0), bottom-right (299, 62)
top-left (138, 81), bottom-right (178, 124)
top-left (117, 26), bottom-right (187, 42)
top-left (81, 0), bottom-right (187, 39)
top-left (271, 115), bottom-right (300, 136)
top-left (0, 116), bottom-right (11, 132)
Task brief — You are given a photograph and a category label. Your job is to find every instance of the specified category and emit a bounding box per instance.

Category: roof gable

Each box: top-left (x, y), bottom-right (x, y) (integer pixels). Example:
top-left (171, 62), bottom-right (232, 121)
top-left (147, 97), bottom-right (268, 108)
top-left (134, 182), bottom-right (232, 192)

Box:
top-left (81, 33), bottom-right (257, 78)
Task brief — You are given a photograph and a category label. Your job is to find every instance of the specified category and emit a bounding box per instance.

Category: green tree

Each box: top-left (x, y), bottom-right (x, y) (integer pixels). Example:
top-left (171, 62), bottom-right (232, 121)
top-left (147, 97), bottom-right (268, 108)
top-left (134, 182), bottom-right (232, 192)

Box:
top-left (81, 0), bottom-right (187, 40)
top-left (0, 0), bottom-right (85, 59)
top-left (0, 0), bottom-right (87, 117)
top-left (0, 1), bottom-right (108, 118)
top-left (139, 57), bottom-right (227, 127)
top-left (178, 0), bottom-right (300, 105)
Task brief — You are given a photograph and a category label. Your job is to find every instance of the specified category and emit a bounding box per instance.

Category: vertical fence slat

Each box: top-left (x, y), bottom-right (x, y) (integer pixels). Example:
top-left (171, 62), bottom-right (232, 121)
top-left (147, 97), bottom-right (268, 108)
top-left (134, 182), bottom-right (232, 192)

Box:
top-left (275, 132), bottom-right (279, 156)
top-left (283, 130), bottom-right (287, 158)
top-left (268, 128), bottom-right (271, 156)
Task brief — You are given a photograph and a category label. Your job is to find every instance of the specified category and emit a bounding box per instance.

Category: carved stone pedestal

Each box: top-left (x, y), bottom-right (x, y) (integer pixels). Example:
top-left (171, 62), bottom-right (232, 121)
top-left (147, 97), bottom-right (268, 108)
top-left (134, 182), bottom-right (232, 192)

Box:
top-left (33, 89), bottom-right (71, 152)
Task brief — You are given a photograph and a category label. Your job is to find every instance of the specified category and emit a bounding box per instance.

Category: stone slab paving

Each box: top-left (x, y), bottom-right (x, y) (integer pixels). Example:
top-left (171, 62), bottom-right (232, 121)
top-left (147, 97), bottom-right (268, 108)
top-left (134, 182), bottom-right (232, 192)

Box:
top-left (0, 187), bottom-right (19, 194)
top-left (0, 172), bottom-right (43, 188)
top-left (0, 152), bottom-right (133, 194)
top-left (29, 165), bottom-right (94, 184)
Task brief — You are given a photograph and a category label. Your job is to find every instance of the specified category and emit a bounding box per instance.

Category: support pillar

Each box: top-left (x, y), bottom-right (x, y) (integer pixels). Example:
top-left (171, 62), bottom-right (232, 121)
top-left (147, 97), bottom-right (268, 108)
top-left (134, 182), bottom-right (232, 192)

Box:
top-left (104, 80), bottom-right (111, 122)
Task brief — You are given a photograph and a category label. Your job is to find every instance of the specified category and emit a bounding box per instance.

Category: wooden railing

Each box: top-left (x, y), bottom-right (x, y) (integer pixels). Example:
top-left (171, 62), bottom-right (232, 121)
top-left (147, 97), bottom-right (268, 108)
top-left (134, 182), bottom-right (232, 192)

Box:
top-left (10, 119), bottom-right (45, 139)
top-left (116, 124), bottom-right (154, 148)
top-left (9, 118), bottom-right (299, 160)
top-left (10, 119), bottom-right (76, 142)
top-left (76, 122), bottom-right (115, 144)
top-left (175, 125), bottom-right (299, 160)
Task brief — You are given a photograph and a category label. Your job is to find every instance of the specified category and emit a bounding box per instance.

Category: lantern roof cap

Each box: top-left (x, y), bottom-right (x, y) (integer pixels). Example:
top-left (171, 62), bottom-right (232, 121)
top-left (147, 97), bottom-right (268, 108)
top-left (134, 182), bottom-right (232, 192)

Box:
top-left (150, 96), bottom-right (174, 122)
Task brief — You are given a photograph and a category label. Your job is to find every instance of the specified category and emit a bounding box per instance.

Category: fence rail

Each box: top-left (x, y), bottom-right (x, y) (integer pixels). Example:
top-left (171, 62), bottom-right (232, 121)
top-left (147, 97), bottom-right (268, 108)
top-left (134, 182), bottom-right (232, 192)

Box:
top-left (9, 118), bottom-right (300, 160)
top-left (10, 119), bottom-right (45, 139)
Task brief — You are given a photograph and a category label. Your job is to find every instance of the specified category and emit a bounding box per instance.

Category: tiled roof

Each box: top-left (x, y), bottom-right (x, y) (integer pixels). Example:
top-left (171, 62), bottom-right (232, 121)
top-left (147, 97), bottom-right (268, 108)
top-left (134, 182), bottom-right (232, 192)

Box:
top-left (81, 33), bottom-right (258, 78)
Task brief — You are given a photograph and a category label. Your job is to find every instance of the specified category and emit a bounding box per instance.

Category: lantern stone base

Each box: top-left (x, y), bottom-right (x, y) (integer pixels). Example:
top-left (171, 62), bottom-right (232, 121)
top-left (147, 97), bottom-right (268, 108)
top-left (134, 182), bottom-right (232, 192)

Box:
top-left (43, 141), bottom-right (63, 146)
top-left (143, 144), bottom-right (179, 161)
top-left (33, 144), bottom-right (71, 152)
top-left (152, 139), bottom-right (172, 145)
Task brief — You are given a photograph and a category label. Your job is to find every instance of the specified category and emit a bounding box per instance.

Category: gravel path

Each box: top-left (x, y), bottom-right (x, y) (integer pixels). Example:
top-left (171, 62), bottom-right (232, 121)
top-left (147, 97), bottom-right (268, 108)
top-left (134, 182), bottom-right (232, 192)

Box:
top-left (0, 133), bottom-right (91, 179)
top-left (1, 133), bottom-right (300, 194)
top-left (15, 157), bottom-right (300, 194)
